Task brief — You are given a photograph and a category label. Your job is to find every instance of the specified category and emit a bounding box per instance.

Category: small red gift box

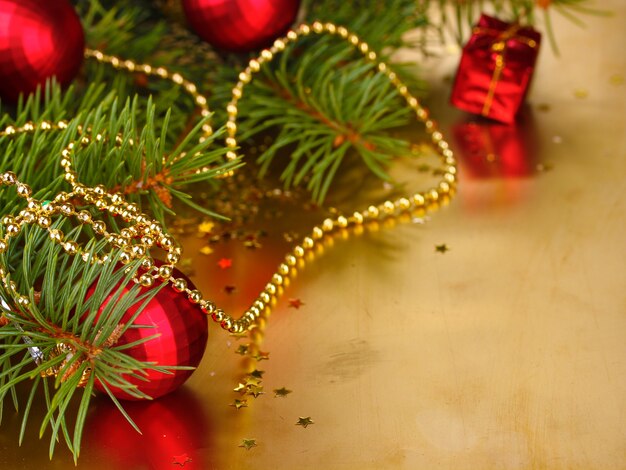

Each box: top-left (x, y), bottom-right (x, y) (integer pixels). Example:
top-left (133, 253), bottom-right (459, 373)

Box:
top-left (450, 14), bottom-right (541, 124)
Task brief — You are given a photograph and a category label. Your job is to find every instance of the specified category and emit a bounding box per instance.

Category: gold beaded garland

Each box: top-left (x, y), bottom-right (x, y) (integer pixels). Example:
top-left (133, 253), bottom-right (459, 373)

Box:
top-left (0, 22), bottom-right (457, 336)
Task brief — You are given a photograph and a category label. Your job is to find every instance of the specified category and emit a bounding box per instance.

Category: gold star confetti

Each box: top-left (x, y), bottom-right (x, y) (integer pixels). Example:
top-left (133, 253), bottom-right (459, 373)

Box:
top-left (254, 351), bottom-right (270, 361)
top-left (224, 285), bottom-right (237, 295)
top-left (435, 244), bottom-right (449, 254)
top-left (288, 298), bottom-right (305, 309)
top-left (274, 387), bottom-right (292, 398)
top-left (244, 376), bottom-right (262, 387)
top-left (199, 245), bottom-right (213, 255)
top-left (198, 221), bottom-right (215, 234)
top-left (296, 417), bottom-right (314, 428)
top-left (239, 438), bottom-right (258, 450)
top-left (172, 453), bottom-right (192, 466)
top-left (537, 103), bottom-right (551, 112)
top-left (573, 88), bottom-right (588, 99)
top-left (249, 369), bottom-right (265, 379)
top-left (233, 383), bottom-right (247, 393)
top-left (610, 74), bottom-right (624, 86)
top-left (229, 399), bottom-right (248, 410)
top-left (246, 385), bottom-right (265, 398)
top-left (235, 344), bottom-right (249, 356)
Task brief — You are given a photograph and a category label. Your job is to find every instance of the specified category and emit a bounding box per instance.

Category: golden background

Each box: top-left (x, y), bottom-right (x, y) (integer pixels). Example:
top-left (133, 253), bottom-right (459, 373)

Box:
top-left (1, 2), bottom-right (625, 469)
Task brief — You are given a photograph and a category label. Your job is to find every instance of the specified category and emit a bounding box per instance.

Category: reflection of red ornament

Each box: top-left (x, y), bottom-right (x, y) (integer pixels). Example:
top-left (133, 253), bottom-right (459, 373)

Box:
top-left (452, 115), bottom-right (538, 179)
top-left (181, 0), bottom-right (301, 53)
top-left (84, 389), bottom-right (212, 469)
top-left (91, 262), bottom-right (208, 400)
top-left (0, 0), bottom-right (85, 103)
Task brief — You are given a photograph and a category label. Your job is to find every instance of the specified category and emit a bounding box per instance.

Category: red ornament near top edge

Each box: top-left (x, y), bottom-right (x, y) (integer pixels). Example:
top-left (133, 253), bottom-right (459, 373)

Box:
top-left (0, 0), bottom-right (85, 104)
top-left (181, 0), bottom-right (301, 53)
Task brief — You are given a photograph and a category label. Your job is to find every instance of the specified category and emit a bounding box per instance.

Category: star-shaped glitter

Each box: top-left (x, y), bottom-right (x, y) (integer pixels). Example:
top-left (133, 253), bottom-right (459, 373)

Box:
top-left (249, 369), bottom-right (265, 379)
top-left (296, 417), bottom-right (314, 428)
top-left (217, 258), bottom-right (232, 269)
top-left (254, 351), bottom-right (270, 361)
top-left (229, 399), bottom-right (248, 410)
top-left (244, 376), bottom-right (262, 387)
top-left (235, 344), bottom-right (249, 356)
top-left (224, 285), bottom-right (237, 295)
top-left (199, 245), bottom-right (213, 255)
top-left (435, 244), bottom-right (449, 254)
top-left (288, 298), bottom-right (305, 309)
top-left (172, 453), bottom-right (192, 466)
top-left (274, 387), bottom-right (292, 398)
top-left (239, 438), bottom-right (257, 450)
top-left (198, 221), bottom-right (215, 234)
top-left (233, 383), bottom-right (247, 393)
top-left (229, 330), bottom-right (248, 339)
top-left (246, 385), bottom-right (265, 398)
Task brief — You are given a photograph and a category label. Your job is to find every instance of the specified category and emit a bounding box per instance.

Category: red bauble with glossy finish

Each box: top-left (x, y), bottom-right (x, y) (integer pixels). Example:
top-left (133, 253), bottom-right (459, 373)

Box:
top-left (0, 0), bottom-right (85, 104)
top-left (91, 263), bottom-right (208, 401)
top-left (181, 0), bottom-right (301, 53)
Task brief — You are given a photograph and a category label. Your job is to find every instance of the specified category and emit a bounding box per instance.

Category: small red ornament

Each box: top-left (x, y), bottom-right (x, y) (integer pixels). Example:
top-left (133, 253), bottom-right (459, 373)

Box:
top-left (91, 262), bottom-right (208, 400)
top-left (181, 0), bottom-right (301, 53)
top-left (450, 14), bottom-right (541, 124)
top-left (0, 0), bottom-right (85, 104)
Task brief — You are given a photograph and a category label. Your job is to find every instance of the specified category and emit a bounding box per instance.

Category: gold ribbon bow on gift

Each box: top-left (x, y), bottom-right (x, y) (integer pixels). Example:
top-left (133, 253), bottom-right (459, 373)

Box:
top-left (473, 24), bottom-right (539, 116)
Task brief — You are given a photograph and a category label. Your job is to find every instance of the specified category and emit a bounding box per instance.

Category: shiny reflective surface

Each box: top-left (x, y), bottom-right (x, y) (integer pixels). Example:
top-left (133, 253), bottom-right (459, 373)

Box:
top-left (1, 4), bottom-right (626, 469)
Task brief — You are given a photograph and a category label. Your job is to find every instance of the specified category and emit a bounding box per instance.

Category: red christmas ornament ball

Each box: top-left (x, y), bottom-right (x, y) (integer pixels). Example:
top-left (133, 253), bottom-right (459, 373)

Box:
top-left (0, 0), bottom-right (85, 104)
top-left (90, 262), bottom-right (208, 401)
top-left (181, 0), bottom-right (301, 53)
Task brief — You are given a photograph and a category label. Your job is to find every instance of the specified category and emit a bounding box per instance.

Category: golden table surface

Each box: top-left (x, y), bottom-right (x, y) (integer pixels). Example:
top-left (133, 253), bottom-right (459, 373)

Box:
top-left (1, 4), bottom-right (625, 470)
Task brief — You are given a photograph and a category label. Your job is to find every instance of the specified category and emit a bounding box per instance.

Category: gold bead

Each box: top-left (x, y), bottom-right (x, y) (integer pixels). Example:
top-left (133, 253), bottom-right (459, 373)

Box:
top-left (188, 290), bottom-right (202, 303)
top-left (17, 296), bottom-right (30, 307)
top-left (265, 283), bottom-right (277, 295)
top-left (140, 258), bottom-right (154, 270)
top-left (312, 227), bottom-right (324, 239)
top-left (352, 211), bottom-right (364, 224)
top-left (212, 309), bottom-right (225, 322)
top-left (60, 203), bottom-right (74, 215)
top-left (221, 318), bottom-right (234, 331)
top-left (166, 252), bottom-right (180, 264)
top-left (366, 205), bottom-right (379, 218)
top-left (19, 210), bottom-right (35, 224)
top-left (0, 239), bottom-right (7, 253)
top-left (160, 235), bottom-right (174, 248)
top-left (49, 229), bottom-right (64, 242)
top-left (412, 193), bottom-right (426, 206)
top-left (16, 183), bottom-right (31, 197)
top-left (37, 216), bottom-right (51, 228)
top-left (159, 265), bottom-right (173, 279)
top-left (272, 274), bottom-right (283, 285)
top-left (278, 264), bottom-right (290, 276)
top-left (6, 224), bottom-right (20, 236)
top-left (77, 211), bottom-right (92, 223)
top-left (119, 251), bottom-right (131, 264)
top-left (302, 237), bottom-right (314, 249)
top-left (172, 278), bottom-right (187, 292)
top-left (322, 218), bottom-right (334, 232)
top-left (382, 201), bottom-right (395, 214)
top-left (64, 241), bottom-right (78, 255)
top-left (201, 300), bottom-right (216, 314)
top-left (131, 245), bottom-right (146, 257)
top-left (337, 216), bottom-right (348, 228)
top-left (396, 198), bottom-right (411, 210)
top-left (260, 292), bottom-right (271, 303)
top-left (92, 221), bottom-right (106, 234)
top-left (139, 274), bottom-right (154, 287)
top-left (293, 246), bottom-right (305, 258)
